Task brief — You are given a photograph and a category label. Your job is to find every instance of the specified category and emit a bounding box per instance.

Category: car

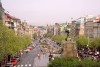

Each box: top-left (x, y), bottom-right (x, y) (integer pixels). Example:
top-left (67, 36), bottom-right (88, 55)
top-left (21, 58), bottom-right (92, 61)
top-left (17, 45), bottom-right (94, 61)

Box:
top-left (24, 49), bottom-right (30, 53)
top-left (11, 59), bottom-right (17, 66)
top-left (24, 49), bottom-right (30, 51)
top-left (5, 62), bottom-right (13, 67)
top-left (14, 56), bottom-right (20, 61)
top-left (27, 47), bottom-right (33, 50)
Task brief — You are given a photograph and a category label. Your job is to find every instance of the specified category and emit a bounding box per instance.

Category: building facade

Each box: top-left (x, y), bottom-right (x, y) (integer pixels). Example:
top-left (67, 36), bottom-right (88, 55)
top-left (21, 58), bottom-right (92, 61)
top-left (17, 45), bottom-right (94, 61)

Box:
top-left (60, 23), bottom-right (67, 35)
top-left (0, 0), bottom-right (4, 22)
top-left (4, 13), bottom-right (21, 34)
top-left (77, 17), bottom-right (85, 35)
top-left (38, 26), bottom-right (47, 37)
top-left (4, 12), bottom-right (35, 37)
top-left (47, 25), bottom-right (54, 35)
top-left (84, 15), bottom-right (100, 39)
top-left (54, 23), bottom-right (60, 35)
top-left (70, 17), bottom-right (85, 38)
top-left (70, 20), bottom-right (80, 37)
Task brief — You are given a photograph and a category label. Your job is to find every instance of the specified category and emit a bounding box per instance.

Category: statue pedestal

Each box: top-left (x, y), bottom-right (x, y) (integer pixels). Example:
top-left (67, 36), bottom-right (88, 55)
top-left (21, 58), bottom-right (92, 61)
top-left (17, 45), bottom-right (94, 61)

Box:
top-left (63, 41), bottom-right (77, 58)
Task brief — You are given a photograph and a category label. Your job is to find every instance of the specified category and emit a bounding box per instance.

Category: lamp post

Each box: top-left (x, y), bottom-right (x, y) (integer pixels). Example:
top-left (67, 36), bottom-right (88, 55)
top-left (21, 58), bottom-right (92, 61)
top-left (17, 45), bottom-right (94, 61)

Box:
top-left (87, 29), bottom-right (89, 47)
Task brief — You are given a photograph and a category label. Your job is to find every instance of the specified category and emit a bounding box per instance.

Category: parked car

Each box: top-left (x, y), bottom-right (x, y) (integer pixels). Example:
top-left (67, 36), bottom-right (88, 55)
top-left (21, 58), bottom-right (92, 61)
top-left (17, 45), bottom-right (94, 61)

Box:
top-left (27, 47), bottom-right (33, 50)
top-left (24, 49), bottom-right (30, 52)
top-left (11, 59), bottom-right (17, 66)
top-left (5, 62), bottom-right (13, 67)
top-left (14, 56), bottom-right (20, 61)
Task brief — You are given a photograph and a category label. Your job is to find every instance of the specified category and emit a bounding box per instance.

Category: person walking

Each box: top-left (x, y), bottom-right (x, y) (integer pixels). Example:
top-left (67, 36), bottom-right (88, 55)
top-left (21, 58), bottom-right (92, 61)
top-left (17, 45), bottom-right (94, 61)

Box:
top-left (37, 54), bottom-right (40, 59)
top-left (49, 53), bottom-right (53, 61)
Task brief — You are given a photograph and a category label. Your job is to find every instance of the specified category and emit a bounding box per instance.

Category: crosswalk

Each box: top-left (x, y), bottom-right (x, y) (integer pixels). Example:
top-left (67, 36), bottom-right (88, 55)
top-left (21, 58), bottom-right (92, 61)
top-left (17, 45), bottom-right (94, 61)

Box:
top-left (15, 64), bottom-right (32, 67)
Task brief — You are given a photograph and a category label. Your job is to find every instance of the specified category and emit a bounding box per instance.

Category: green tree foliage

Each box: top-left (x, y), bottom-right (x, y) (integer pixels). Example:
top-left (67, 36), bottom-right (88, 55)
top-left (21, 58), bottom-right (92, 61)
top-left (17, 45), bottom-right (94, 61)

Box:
top-left (44, 33), bottom-right (53, 38)
top-left (89, 38), bottom-right (100, 48)
top-left (48, 57), bottom-right (100, 67)
top-left (32, 33), bottom-right (37, 39)
top-left (75, 35), bottom-right (88, 46)
top-left (0, 24), bottom-right (31, 60)
top-left (52, 35), bottom-right (67, 44)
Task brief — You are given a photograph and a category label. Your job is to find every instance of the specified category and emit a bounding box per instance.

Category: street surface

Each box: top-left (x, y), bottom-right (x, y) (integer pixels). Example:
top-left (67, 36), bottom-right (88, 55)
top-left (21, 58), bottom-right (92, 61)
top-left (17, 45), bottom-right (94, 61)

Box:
top-left (33, 54), bottom-right (49, 67)
top-left (16, 45), bottom-right (42, 67)
top-left (15, 38), bottom-right (61, 67)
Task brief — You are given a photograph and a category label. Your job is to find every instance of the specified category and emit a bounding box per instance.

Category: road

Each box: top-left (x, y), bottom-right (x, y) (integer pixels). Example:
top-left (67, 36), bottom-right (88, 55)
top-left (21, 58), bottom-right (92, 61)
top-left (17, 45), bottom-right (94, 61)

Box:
top-left (16, 45), bottom-right (42, 67)
top-left (33, 54), bottom-right (49, 67)
top-left (16, 38), bottom-right (61, 67)
top-left (46, 38), bottom-right (61, 53)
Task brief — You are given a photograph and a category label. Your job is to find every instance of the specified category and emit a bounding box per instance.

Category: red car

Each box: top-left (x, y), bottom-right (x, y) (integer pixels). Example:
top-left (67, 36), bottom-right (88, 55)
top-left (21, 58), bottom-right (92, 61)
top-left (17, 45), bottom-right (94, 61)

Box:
top-left (14, 56), bottom-right (20, 61)
top-left (27, 47), bottom-right (32, 50)
top-left (11, 59), bottom-right (17, 66)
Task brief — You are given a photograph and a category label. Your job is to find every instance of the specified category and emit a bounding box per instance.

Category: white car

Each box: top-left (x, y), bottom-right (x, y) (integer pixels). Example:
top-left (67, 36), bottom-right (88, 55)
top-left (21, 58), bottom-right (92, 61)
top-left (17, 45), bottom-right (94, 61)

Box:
top-left (5, 62), bottom-right (13, 67)
top-left (24, 49), bottom-right (30, 52)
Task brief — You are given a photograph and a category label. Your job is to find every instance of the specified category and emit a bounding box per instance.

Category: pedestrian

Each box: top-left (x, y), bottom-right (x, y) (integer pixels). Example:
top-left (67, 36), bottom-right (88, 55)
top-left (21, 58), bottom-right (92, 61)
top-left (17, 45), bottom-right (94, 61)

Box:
top-left (26, 51), bottom-right (28, 53)
top-left (49, 53), bottom-right (53, 61)
top-left (93, 56), bottom-right (97, 61)
top-left (41, 49), bottom-right (43, 52)
top-left (37, 54), bottom-right (40, 59)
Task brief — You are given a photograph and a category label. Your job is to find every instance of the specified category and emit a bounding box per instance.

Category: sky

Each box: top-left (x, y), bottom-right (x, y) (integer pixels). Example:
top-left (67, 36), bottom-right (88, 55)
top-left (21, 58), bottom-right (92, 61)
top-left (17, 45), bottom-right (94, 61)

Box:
top-left (1, 0), bottom-right (100, 26)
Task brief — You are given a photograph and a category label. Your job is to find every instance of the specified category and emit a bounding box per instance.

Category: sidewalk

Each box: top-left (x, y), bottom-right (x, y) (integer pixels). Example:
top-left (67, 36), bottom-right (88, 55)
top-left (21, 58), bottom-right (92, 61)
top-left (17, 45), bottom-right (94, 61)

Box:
top-left (33, 54), bottom-right (49, 67)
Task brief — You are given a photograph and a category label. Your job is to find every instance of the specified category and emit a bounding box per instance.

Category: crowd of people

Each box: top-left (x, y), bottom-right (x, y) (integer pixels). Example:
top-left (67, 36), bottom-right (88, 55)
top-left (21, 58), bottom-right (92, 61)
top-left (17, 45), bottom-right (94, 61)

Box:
top-left (77, 47), bottom-right (100, 61)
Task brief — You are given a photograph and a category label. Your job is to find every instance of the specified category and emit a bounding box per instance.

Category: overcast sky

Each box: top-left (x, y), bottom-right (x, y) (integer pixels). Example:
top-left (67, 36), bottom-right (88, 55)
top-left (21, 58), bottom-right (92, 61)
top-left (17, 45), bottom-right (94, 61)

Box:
top-left (1, 0), bottom-right (100, 26)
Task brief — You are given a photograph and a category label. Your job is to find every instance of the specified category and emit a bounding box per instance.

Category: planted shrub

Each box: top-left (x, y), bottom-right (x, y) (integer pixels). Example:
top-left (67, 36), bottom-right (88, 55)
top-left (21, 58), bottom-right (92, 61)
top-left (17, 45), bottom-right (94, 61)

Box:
top-left (48, 57), bottom-right (100, 67)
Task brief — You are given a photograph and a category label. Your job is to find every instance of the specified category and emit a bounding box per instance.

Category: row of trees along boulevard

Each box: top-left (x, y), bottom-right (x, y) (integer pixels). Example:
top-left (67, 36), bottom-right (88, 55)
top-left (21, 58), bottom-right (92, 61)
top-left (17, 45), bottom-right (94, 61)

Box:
top-left (75, 35), bottom-right (100, 51)
top-left (0, 23), bottom-right (32, 66)
top-left (75, 35), bottom-right (100, 60)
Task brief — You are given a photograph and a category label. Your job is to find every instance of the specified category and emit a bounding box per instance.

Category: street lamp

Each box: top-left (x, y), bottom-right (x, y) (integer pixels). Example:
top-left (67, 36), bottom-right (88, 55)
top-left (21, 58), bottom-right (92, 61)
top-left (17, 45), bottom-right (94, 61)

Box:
top-left (87, 29), bottom-right (89, 47)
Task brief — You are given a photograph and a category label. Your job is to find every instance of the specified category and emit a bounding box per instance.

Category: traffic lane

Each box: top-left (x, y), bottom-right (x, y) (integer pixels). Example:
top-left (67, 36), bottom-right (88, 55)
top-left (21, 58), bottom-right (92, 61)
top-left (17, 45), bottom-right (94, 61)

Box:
top-left (39, 46), bottom-right (46, 52)
top-left (33, 53), bottom-right (49, 67)
top-left (49, 43), bottom-right (60, 49)
top-left (16, 45), bottom-right (41, 67)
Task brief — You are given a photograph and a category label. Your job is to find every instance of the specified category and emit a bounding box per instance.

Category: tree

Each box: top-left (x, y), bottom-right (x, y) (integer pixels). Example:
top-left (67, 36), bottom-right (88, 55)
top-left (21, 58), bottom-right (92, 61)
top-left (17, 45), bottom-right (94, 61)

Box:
top-left (44, 33), bottom-right (53, 38)
top-left (89, 38), bottom-right (100, 48)
top-left (75, 35), bottom-right (88, 46)
top-left (0, 23), bottom-right (32, 61)
top-left (74, 35), bottom-right (88, 50)
top-left (52, 35), bottom-right (67, 45)
top-left (48, 57), bottom-right (100, 67)
top-left (65, 29), bottom-right (69, 37)
top-left (32, 33), bottom-right (37, 39)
